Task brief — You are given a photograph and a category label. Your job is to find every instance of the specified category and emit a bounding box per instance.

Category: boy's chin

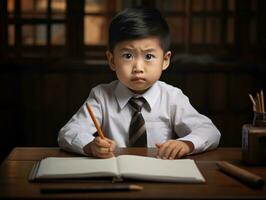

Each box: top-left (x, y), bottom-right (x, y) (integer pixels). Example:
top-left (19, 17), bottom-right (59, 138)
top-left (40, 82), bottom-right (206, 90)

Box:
top-left (129, 86), bottom-right (150, 94)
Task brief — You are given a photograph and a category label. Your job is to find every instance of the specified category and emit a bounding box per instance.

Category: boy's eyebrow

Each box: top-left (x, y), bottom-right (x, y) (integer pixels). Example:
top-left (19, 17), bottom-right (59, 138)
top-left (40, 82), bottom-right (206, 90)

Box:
top-left (119, 47), bottom-right (133, 51)
top-left (119, 47), bottom-right (157, 52)
top-left (142, 48), bottom-right (156, 52)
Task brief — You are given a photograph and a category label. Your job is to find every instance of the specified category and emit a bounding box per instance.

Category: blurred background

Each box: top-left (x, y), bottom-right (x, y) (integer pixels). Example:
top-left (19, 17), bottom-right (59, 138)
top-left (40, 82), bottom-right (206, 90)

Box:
top-left (0, 0), bottom-right (265, 161)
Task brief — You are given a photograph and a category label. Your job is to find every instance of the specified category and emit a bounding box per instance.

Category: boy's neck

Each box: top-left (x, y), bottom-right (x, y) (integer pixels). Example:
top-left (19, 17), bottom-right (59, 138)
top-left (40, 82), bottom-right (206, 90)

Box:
top-left (129, 86), bottom-right (152, 95)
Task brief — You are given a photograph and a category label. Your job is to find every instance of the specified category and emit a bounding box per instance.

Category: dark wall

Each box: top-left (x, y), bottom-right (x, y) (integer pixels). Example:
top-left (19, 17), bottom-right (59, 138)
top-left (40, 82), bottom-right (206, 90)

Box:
top-left (1, 59), bottom-right (265, 161)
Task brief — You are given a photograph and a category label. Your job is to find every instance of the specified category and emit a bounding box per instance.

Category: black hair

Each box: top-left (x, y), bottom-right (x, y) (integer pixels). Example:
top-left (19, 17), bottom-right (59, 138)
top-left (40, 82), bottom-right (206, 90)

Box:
top-left (108, 7), bottom-right (170, 53)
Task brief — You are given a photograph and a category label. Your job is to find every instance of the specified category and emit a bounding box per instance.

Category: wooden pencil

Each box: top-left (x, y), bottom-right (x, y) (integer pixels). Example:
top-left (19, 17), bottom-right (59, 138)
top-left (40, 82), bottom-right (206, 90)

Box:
top-left (248, 94), bottom-right (256, 112)
top-left (86, 103), bottom-right (105, 139)
top-left (40, 184), bottom-right (143, 193)
top-left (257, 93), bottom-right (262, 112)
top-left (261, 90), bottom-right (265, 113)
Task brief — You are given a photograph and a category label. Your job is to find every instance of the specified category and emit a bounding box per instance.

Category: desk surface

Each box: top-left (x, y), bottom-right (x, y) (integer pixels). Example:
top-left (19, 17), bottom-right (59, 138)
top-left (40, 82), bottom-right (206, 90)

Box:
top-left (0, 147), bottom-right (266, 199)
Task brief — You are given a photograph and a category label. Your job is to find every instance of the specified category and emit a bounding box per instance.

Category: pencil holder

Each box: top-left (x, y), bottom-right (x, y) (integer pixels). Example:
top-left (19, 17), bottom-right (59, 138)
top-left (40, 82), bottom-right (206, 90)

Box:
top-left (253, 112), bottom-right (266, 127)
top-left (242, 112), bottom-right (266, 165)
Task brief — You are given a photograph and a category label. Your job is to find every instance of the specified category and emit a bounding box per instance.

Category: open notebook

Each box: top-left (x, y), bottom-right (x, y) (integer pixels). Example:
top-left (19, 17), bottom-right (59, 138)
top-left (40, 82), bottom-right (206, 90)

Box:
top-left (29, 155), bottom-right (205, 183)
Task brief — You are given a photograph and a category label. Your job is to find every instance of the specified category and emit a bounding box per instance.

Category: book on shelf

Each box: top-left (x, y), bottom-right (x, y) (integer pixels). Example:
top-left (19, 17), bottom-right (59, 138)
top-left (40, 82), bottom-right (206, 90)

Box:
top-left (29, 155), bottom-right (205, 183)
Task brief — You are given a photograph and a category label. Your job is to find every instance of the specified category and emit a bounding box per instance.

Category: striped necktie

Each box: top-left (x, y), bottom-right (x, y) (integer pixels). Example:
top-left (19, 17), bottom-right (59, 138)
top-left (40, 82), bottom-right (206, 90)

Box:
top-left (128, 97), bottom-right (147, 147)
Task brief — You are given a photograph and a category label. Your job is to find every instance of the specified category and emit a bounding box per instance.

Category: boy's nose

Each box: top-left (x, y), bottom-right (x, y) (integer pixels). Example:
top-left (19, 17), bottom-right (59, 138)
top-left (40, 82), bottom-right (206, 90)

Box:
top-left (133, 60), bottom-right (144, 73)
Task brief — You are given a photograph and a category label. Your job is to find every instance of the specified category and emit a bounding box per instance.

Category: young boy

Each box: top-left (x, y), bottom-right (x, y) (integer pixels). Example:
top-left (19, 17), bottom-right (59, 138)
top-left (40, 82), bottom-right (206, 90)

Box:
top-left (58, 7), bottom-right (220, 159)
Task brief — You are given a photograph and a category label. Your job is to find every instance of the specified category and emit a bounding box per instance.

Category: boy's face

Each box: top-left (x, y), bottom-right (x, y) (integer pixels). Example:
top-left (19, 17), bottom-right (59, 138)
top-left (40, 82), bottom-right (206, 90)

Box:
top-left (106, 37), bottom-right (171, 94)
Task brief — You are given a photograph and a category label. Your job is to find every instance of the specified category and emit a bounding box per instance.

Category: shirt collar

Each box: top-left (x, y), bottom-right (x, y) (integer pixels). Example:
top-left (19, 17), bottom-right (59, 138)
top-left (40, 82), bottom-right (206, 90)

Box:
top-left (115, 81), bottom-right (160, 111)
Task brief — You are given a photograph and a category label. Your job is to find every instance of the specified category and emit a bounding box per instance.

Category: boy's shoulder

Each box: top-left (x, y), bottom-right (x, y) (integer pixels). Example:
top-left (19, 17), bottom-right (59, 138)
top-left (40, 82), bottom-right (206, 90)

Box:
top-left (157, 81), bottom-right (183, 95)
top-left (156, 81), bottom-right (189, 107)
top-left (93, 80), bottom-right (118, 90)
top-left (91, 80), bottom-right (118, 94)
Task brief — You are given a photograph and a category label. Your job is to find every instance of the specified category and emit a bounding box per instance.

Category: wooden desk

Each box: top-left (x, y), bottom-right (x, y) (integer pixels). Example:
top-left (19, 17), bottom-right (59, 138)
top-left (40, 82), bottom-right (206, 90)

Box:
top-left (0, 147), bottom-right (266, 199)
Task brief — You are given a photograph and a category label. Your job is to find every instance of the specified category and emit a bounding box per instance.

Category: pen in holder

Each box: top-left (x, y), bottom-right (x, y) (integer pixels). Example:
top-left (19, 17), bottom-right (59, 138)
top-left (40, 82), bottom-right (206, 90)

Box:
top-left (242, 90), bottom-right (266, 165)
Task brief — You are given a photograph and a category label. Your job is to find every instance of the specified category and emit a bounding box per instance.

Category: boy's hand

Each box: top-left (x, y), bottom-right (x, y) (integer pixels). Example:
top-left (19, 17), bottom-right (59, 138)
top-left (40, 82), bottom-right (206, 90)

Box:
top-left (83, 136), bottom-right (116, 158)
top-left (156, 140), bottom-right (194, 159)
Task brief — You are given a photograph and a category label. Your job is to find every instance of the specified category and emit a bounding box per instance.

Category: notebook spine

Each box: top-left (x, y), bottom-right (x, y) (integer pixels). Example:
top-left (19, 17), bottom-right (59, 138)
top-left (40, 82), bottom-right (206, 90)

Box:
top-left (28, 161), bottom-right (41, 182)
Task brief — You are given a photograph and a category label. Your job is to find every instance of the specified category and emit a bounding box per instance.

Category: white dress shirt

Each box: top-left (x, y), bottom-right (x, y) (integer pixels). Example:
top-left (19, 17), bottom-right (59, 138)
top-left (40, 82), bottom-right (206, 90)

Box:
top-left (58, 80), bottom-right (221, 155)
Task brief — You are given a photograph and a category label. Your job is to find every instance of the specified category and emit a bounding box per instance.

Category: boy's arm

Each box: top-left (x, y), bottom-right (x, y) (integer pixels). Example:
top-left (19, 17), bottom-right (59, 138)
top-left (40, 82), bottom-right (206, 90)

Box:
top-left (173, 91), bottom-right (221, 154)
top-left (57, 116), bottom-right (95, 155)
top-left (58, 88), bottom-right (103, 155)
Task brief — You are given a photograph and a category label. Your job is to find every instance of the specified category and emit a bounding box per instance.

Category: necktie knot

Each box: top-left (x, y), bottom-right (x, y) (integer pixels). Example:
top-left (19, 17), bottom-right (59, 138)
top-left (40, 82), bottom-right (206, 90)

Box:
top-left (129, 97), bottom-right (146, 112)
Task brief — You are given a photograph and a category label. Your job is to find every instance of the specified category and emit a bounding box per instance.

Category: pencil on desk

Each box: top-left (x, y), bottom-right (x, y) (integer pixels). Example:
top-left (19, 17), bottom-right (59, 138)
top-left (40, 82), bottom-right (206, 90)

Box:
top-left (40, 184), bottom-right (143, 193)
top-left (86, 103), bottom-right (105, 140)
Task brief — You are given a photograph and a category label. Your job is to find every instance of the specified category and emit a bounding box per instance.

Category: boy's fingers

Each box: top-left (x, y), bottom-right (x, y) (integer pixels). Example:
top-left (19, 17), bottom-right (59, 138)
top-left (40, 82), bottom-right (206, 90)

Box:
top-left (94, 137), bottom-right (101, 145)
top-left (105, 138), bottom-right (116, 152)
top-left (164, 141), bottom-right (178, 159)
top-left (158, 140), bottom-right (175, 159)
top-left (109, 141), bottom-right (116, 152)
top-left (95, 147), bottom-right (110, 154)
top-left (93, 147), bottom-right (113, 157)
top-left (95, 137), bottom-right (111, 148)
top-left (164, 146), bottom-right (173, 159)
top-left (157, 142), bottom-right (169, 158)
top-left (156, 143), bottom-right (162, 158)
top-left (176, 147), bottom-right (188, 159)
top-left (157, 141), bottom-right (185, 159)
top-left (169, 146), bottom-right (181, 159)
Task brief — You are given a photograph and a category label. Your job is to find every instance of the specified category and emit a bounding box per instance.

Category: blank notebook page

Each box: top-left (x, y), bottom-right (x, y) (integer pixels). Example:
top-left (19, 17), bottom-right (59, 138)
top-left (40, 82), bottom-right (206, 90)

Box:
top-left (117, 155), bottom-right (205, 182)
top-left (36, 157), bottom-right (119, 178)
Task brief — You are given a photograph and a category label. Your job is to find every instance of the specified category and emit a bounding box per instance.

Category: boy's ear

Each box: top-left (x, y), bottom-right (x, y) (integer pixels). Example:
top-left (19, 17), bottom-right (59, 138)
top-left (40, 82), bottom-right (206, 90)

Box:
top-left (162, 51), bottom-right (171, 70)
top-left (106, 51), bottom-right (116, 71)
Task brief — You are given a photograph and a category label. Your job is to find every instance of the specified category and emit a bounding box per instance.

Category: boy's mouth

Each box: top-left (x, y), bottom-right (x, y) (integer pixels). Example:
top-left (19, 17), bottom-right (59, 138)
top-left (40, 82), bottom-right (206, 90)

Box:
top-left (131, 77), bottom-right (146, 82)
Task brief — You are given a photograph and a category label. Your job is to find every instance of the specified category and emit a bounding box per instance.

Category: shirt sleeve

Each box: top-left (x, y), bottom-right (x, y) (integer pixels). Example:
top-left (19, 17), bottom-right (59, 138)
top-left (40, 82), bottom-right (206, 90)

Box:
top-left (172, 90), bottom-right (221, 154)
top-left (57, 87), bottom-right (103, 155)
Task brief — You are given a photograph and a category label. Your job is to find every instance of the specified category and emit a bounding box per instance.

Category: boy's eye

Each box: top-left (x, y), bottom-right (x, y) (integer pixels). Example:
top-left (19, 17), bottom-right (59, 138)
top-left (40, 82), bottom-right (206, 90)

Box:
top-left (145, 54), bottom-right (155, 60)
top-left (122, 53), bottom-right (133, 59)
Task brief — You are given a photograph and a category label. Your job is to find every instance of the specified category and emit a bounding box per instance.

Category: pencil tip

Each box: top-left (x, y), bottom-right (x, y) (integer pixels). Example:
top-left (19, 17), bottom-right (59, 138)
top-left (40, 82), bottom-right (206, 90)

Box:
top-left (130, 185), bottom-right (143, 191)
